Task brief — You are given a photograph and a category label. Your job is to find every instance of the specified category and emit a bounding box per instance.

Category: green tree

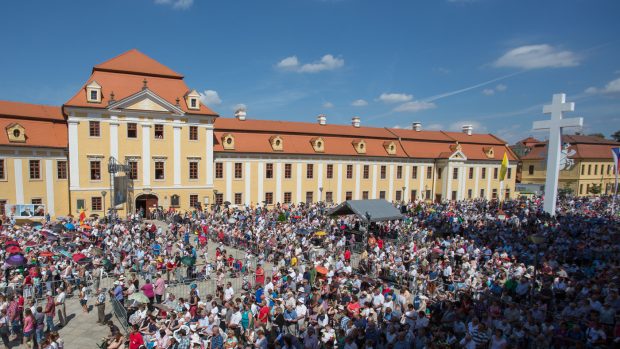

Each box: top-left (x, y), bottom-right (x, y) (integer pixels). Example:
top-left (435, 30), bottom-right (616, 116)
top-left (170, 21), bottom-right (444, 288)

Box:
top-left (612, 130), bottom-right (620, 142)
top-left (588, 184), bottom-right (602, 195)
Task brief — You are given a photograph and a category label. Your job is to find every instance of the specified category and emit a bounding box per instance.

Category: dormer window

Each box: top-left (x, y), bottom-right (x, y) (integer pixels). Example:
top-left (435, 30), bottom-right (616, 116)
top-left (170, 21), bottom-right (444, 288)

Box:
top-left (185, 89), bottom-right (200, 110)
top-left (310, 137), bottom-right (325, 153)
top-left (86, 81), bottom-right (102, 103)
top-left (6, 123), bottom-right (26, 143)
top-left (352, 139), bottom-right (366, 154)
top-left (222, 133), bottom-right (235, 150)
top-left (383, 141), bottom-right (397, 155)
top-left (269, 135), bottom-right (284, 151)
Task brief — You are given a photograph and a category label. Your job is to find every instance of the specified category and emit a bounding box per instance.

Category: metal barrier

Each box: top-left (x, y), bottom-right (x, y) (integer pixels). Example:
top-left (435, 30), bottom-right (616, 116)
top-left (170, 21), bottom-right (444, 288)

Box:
top-left (110, 296), bottom-right (129, 334)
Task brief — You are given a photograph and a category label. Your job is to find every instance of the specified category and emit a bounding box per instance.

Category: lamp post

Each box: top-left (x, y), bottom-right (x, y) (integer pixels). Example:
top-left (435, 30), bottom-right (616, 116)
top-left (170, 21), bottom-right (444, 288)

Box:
top-left (213, 189), bottom-right (218, 210)
top-left (319, 187), bottom-right (323, 202)
top-left (402, 186), bottom-right (406, 203)
top-left (529, 233), bottom-right (546, 299)
top-left (101, 191), bottom-right (107, 219)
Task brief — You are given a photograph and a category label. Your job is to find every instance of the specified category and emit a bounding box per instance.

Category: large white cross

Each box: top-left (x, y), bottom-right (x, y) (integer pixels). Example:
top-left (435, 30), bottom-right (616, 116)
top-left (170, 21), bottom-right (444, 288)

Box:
top-left (533, 93), bottom-right (583, 215)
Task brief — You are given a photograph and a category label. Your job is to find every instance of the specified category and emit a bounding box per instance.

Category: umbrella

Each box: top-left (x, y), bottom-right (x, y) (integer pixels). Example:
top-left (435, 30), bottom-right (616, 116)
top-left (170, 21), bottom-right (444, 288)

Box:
top-left (6, 254), bottom-right (27, 267)
top-left (180, 256), bottom-right (195, 266)
top-left (33, 225), bottom-right (43, 231)
top-left (42, 232), bottom-right (59, 241)
top-left (296, 229), bottom-right (311, 236)
top-left (52, 224), bottom-right (65, 233)
top-left (64, 223), bottom-right (75, 230)
top-left (315, 266), bottom-right (328, 275)
top-left (25, 241), bottom-right (37, 247)
top-left (228, 218), bottom-right (236, 224)
top-left (223, 201), bottom-right (231, 206)
top-left (314, 231), bottom-right (327, 237)
top-left (128, 292), bottom-right (150, 304)
top-left (6, 246), bottom-right (22, 254)
top-left (152, 303), bottom-right (172, 312)
top-left (90, 247), bottom-right (103, 256)
top-left (76, 257), bottom-right (92, 265)
top-left (32, 222), bottom-right (43, 227)
top-left (81, 225), bottom-right (92, 230)
top-left (5, 240), bottom-right (19, 248)
top-left (72, 253), bottom-right (87, 263)
top-left (39, 251), bottom-right (54, 257)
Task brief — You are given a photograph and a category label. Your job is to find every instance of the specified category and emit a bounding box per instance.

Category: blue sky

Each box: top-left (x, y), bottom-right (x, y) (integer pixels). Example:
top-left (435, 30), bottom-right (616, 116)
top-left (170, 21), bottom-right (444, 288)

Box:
top-left (0, 0), bottom-right (619, 143)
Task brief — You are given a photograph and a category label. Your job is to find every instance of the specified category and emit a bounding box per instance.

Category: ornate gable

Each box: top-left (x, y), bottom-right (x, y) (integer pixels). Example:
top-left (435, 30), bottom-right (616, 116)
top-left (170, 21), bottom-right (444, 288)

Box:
top-left (221, 133), bottom-right (235, 150)
top-left (383, 141), bottom-right (397, 155)
top-left (482, 146), bottom-right (495, 158)
top-left (6, 123), bottom-right (26, 143)
top-left (352, 139), bottom-right (366, 154)
top-left (269, 135), bottom-right (284, 151)
top-left (108, 88), bottom-right (184, 115)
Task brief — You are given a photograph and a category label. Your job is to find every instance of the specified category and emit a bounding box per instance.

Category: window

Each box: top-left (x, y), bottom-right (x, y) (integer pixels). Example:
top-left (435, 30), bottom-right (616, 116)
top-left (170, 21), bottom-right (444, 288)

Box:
top-left (588, 164), bottom-right (591, 175)
top-left (305, 191), bottom-right (313, 203)
top-left (127, 123), bottom-right (137, 138)
top-left (493, 168), bottom-right (498, 179)
top-left (154, 124), bottom-right (164, 139)
top-left (379, 191), bottom-right (386, 199)
top-left (396, 166), bottom-right (403, 179)
top-left (528, 165), bottom-right (534, 175)
top-left (285, 164), bottom-right (292, 179)
top-left (345, 191), bottom-right (353, 201)
top-left (90, 90), bottom-right (98, 101)
top-left (579, 184), bottom-right (583, 195)
top-left (215, 163), bottom-right (223, 179)
top-left (171, 195), bottom-right (180, 207)
top-left (189, 162), bottom-right (198, 180)
top-left (89, 121), bottom-right (100, 137)
top-left (505, 189), bottom-right (510, 199)
top-left (283, 192), bottom-right (291, 204)
top-left (412, 166), bottom-right (418, 179)
top-left (89, 161), bottom-right (100, 180)
top-left (189, 126), bottom-right (198, 141)
top-left (411, 190), bottom-right (417, 200)
top-left (507, 168), bottom-right (512, 179)
top-left (481, 168), bottom-right (486, 179)
top-left (91, 197), bottom-right (102, 211)
top-left (380, 166), bottom-right (386, 179)
top-left (480, 189), bottom-right (485, 198)
top-left (492, 189), bottom-right (498, 199)
top-left (363, 165), bottom-right (369, 179)
top-left (437, 168), bottom-right (442, 179)
top-left (76, 199), bottom-right (85, 210)
top-left (190, 98), bottom-right (197, 108)
top-left (215, 193), bottom-right (223, 205)
top-left (453, 168), bottom-right (458, 180)
top-left (0, 200), bottom-right (6, 216)
top-left (581, 164), bottom-right (585, 175)
top-left (265, 192), bottom-right (273, 205)
top-left (326, 164), bottom-right (333, 179)
top-left (425, 190), bottom-right (431, 199)
top-left (325, 191), bottom-right (333, 203)
top-left (362, 191), bottom-right (369, 200)
top-left (594, 164), bottom-right (598, 175)
top-left (265, 163), bottom-right (273, 179)
top-left (31, 198), bottom-right (42, 205)
top-left (155, 161), bottom-right (165, 180)
top-left (426, 167), bottom-right (432, 179)
top-left (0, 159), bottom-right (4, 180)
top-left (608, 164), bottom-right (612, 175)
top-left (235, 163), bottom-right (243, 179)
top-left (346, 165), bottom-right (353, 179)
top-left (451, 191), bottom-right (457, 201)
top-left (468, 167), bottom-right (474, 179)
top-left (57, 160), bottom-right (67, 179)
top-left (467, 189), bottom-right (472, 199)
top-left (233, 193), bottom-right (242, 205)
top-left (306, 164), bottom-right (314, 179)
top-left (395, 190), bottom-right (402, 201)
top-left (129, 161), bottom-right (138, 180)
top-left (190, 194), bottom-right (199, 208)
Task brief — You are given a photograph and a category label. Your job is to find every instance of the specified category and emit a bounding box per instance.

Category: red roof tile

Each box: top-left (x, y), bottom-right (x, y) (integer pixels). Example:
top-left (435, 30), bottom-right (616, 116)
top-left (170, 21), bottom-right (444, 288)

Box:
top-left (0, 100), bottom-right (64, 121)
top-left (0, 101), bottom-right (67, 148)
top-left (520, 135), bottom-right (620, 160)
top-left (93, 49), bottom-right (183, 79)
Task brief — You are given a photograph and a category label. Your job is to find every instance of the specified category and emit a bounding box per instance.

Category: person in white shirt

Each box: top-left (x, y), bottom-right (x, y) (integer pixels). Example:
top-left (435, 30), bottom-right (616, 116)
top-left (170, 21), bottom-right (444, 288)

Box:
top-left (55, 287), bottom-right (67, 327)
top-left (223, 283), bottom-right (234, 302)
top-left (372, 289), bottom-right (384, 309)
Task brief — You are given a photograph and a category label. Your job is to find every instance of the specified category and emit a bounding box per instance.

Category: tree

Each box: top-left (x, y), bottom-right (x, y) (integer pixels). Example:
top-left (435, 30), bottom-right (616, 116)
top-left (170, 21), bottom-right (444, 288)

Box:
top-left (588, 184), bottom-right (602, 195)
top-left (588, 133), bottom-right (605, 139)
top-left (612, 130), bottom-right (620, 142)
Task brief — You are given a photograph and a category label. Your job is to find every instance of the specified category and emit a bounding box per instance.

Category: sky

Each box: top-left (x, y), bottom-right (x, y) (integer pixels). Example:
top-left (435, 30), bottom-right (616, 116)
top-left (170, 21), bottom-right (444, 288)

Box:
top-left (0, 0), bottom-right (619, 143)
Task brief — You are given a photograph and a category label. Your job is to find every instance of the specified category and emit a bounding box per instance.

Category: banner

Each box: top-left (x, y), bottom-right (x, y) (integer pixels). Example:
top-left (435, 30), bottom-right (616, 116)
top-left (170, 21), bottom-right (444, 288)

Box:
top-left (6, 204), bottom-right (45, 218)
top-left (113, 175), bottom-right (128, 206)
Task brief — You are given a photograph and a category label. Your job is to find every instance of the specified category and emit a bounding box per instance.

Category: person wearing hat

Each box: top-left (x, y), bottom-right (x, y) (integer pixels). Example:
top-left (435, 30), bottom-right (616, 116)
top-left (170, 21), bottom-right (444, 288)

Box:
top-left (44, 291), bottom-right (55, 332)
top-left (95, 288), bottom-right (107, 325)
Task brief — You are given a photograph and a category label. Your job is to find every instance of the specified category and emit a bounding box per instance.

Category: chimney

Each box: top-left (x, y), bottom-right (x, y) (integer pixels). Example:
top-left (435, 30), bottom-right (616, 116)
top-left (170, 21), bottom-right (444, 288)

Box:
top-left (462, 125), bottom-right (473, 136)
top-left (352, 116), bottom-right (361, 128)
top-left (234, 108), bottom-right (247, 121)
top-left (412, 122), bottom-right (422, 132)
top-left (317, 114), bottom-right (327, 125)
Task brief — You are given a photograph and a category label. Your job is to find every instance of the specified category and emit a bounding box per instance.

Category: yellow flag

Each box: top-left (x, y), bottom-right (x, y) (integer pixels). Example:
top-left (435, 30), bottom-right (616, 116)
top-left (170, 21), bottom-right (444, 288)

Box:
top-left (499, 151), bottom-right (509, 181)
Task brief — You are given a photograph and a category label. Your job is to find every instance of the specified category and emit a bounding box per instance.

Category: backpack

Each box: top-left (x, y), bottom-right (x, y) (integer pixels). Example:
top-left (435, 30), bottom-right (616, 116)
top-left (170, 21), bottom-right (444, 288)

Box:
top-left (413, 295), bottom-right (421, 311)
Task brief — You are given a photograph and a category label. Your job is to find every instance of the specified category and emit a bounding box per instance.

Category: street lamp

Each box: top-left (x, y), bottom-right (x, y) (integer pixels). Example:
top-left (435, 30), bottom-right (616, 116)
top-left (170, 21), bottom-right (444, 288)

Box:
top-left (319, 187), bottom-right (323, 202)
top-left (402, 186), bottom-right (406, 203)
top-left (101, 191), bottom-right (107, 219)
top-left (529, 233), bottom-right (546, 299)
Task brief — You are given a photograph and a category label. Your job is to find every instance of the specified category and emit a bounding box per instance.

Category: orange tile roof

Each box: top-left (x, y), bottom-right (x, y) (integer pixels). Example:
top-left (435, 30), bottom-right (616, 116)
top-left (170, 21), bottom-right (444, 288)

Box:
top-left (93, 49), bottom-right (183, 79)
top-left (0, 100), bottom-right (64, 121)
top-left (64, 50), bottom-right (218, 117)
top-left (0, 101), bottom-right (67, 148)
top-left (520, 135), bottom-right (620, 160)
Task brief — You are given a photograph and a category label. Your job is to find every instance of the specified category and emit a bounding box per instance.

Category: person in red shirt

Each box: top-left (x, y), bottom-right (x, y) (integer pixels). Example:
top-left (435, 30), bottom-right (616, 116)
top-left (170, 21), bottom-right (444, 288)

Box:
top-left (128, 325), bottom-right (144, 349)
top-left (344, 249), bottom-right (351, 262)
top-left (257, 300), bottom-right (270, 326)
top-left (255, 263), bottom-right (265, 286)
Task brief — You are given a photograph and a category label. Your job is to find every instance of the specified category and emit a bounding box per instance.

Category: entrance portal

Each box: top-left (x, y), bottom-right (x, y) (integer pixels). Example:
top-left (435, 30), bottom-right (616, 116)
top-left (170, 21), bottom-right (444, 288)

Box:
top-left (135, 194), bottom-right (158, 219)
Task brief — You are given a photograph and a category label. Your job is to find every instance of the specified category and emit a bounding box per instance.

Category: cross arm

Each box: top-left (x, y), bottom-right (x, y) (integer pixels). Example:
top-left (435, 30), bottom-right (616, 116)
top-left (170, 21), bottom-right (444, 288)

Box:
top-left (559, 117), bottom-right (583, 128)
top-left (532, 120), bottom-right (551, 130)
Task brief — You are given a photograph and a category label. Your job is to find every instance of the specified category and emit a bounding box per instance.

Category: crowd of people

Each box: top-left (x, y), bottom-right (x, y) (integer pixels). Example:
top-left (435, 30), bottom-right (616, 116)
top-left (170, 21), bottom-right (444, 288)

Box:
top-left (0, 195), bottom-right (619, 349)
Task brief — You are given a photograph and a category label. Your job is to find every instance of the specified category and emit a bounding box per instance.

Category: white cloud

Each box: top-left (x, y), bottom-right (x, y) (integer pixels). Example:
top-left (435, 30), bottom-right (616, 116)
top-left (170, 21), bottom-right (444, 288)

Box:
top-left (583, 77), bottom-right (620, 95)
top-left (378, 93), bottom-right (413, 104)
top-left (276, 56), bottom-right (299, 70)
top-left (322, 102), bottom-right (334, 108)
top-left (199, 90), bottom-right (221, 105)
top-left (482, 89), bottom-right (495, 96)
top-left (495, 84), bottom-right (507, 92)
top-left (393, 101), bottom-right (436, 113)
top-left (277, 54), bottom-right (344, 73)
top-left (482, 84), bottom-right (507, 96)
top-left (494, 44), bottom-right (580, 70)
top-left (232, 103), bottom-right (247, 111)
top-left (154, 0), bottom-right (193, 10)
top-left (351, 99), bottom-right (368, 107)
